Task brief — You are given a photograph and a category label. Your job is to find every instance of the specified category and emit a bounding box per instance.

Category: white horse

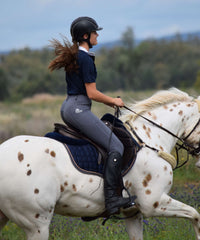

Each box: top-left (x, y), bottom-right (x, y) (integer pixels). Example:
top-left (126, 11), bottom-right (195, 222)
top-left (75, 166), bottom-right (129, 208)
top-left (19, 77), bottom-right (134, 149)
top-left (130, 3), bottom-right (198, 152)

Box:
top-left (0, 88), bottom-right (200, 240)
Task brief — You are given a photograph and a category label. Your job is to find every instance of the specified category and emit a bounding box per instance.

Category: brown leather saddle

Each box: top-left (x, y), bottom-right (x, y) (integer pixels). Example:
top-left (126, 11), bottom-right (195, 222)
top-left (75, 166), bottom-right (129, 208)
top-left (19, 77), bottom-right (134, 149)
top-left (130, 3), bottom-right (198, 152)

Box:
top-left (54, 113), bottom-right (140, 172)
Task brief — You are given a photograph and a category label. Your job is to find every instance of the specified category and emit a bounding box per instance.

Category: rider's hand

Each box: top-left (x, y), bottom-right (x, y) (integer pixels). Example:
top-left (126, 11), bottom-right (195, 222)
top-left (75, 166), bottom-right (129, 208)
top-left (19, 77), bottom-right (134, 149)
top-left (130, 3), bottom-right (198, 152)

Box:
top-left (113, 97), bottom-right (124, 107)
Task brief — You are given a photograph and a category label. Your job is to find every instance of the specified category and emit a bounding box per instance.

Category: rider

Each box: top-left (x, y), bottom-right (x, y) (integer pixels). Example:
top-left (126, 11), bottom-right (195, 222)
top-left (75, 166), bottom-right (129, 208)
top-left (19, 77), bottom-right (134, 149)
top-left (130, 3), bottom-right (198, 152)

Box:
top-left (48, 16), bottom-right (135, 216)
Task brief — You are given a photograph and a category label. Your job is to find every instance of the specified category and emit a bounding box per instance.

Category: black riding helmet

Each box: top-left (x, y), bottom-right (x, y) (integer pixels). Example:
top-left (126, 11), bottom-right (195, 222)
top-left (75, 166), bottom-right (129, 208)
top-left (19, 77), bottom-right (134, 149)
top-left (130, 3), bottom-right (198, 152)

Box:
top-left (70, 17), bottom-right (103, 48)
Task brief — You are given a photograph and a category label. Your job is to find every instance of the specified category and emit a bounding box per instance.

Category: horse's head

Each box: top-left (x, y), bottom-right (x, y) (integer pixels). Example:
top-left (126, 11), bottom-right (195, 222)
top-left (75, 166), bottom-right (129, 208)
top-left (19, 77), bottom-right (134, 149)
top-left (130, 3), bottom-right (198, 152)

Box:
top-left (122, 88), bottom-right (200, 168)
top-left (175, 96), bottom-right (200, 167)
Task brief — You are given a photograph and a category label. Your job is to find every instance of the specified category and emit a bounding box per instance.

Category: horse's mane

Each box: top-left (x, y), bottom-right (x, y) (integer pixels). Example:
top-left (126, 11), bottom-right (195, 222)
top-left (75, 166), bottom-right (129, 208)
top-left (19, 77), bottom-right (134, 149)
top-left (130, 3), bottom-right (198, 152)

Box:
top-left (121, 88), bottom-right (193, 121)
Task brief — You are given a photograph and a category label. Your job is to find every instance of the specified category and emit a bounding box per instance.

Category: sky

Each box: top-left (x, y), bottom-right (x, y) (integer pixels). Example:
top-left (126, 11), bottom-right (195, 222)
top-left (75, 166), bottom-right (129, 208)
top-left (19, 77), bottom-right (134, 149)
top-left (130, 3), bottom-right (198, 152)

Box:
top-left (1, 0), bottom-right (200, 51)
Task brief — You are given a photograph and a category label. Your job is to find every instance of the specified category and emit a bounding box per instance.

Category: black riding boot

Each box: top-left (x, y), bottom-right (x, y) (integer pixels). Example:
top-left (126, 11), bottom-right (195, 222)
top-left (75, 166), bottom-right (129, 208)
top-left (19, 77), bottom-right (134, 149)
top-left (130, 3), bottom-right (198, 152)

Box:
top-left (103, 151), bottom-right (136, 216)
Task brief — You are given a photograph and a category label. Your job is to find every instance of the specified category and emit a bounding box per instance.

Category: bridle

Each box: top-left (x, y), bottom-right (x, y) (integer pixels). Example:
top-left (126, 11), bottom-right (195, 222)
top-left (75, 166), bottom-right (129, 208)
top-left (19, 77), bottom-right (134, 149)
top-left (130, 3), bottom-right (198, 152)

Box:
top-left (123, 104), bottom-right (200, 168)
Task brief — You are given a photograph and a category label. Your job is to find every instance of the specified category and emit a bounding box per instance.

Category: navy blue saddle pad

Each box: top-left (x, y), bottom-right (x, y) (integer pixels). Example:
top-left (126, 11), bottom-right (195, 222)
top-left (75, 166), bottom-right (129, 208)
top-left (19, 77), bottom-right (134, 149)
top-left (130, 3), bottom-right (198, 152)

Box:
top-left (45, 131), bottom-right (136, 177)
top-left (45, 132), bottom-right (104, 176)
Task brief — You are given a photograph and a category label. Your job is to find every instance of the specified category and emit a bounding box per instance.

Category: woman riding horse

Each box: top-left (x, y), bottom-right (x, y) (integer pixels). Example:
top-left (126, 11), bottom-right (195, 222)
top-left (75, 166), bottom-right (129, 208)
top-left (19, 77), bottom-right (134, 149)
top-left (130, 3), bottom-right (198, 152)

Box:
top-left (48, 16), bottom-right (135, 216)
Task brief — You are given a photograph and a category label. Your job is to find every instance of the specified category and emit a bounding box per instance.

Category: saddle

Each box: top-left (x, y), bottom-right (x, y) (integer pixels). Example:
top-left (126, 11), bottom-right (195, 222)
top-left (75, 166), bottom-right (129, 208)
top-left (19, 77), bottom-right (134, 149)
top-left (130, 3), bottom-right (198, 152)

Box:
top-left (49, 113), bottom-right (140, 173)
top-left (53, 122), bottom-right (107, 164)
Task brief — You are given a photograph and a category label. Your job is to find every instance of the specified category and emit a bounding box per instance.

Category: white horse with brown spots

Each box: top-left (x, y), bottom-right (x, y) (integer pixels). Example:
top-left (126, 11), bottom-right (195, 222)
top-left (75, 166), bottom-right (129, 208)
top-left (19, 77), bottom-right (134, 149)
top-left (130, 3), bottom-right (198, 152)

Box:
top-left (0, 88), bottom-right (200, 240)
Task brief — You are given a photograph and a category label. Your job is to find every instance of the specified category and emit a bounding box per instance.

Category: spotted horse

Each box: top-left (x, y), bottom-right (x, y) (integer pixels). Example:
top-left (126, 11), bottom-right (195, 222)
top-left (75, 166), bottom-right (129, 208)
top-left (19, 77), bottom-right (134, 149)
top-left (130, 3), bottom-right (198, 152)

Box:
top-left (0, 88), bottom-right (200, 240)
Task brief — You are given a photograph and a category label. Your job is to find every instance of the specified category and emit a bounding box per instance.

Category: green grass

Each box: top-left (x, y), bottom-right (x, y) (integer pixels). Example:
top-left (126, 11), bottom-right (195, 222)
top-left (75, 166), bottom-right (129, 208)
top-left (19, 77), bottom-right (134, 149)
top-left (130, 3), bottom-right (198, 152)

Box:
top-left (0, 212), bottom-right (197, 239)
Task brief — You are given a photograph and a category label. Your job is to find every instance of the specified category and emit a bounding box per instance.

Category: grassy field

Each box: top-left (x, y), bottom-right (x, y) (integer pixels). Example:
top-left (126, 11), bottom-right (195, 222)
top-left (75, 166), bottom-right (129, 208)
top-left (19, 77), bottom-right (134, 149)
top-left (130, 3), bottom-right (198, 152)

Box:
top-left (0, 90), bottom-right (199, 239)
top-left (0, 90), bottom-right (157, 142)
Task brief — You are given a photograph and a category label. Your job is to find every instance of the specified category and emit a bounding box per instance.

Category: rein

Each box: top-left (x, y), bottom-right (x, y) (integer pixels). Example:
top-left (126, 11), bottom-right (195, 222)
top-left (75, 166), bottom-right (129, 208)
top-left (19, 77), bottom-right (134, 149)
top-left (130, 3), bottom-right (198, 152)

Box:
top-left (123, 105), bottom-right (200, 167)
top-left (124, 106), bottom-right (183, 142)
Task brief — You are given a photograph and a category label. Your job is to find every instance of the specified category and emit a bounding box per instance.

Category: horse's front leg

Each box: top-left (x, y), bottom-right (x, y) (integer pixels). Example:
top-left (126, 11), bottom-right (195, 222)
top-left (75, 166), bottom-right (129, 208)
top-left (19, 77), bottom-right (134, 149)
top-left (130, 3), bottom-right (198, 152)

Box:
top-left (123, 210), bottom-right (143, 240)
top-left (143, 192), bottom-right (200, 240)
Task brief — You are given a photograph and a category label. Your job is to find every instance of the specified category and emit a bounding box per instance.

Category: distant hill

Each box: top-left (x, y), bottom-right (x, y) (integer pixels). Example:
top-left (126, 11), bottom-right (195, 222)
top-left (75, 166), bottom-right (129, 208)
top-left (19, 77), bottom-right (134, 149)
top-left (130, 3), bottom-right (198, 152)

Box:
top-left (93, 30), bottom-right (200, 51)
top-left (158, 30), bottom-right (200, 41)
top-left (1, 31), bottom-right (200, 55)
top-left (0, 50), bottom-right (10, 55)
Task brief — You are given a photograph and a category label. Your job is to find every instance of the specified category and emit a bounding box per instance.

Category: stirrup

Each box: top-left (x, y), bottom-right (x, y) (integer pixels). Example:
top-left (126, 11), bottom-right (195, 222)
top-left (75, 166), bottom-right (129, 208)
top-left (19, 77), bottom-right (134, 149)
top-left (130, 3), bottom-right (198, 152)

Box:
top-left (106, 194), bottom-right (136, 216)
top-left (123, 195), bottom-right (137, 209)
top-left (122, 186), bottom-right (137, 209)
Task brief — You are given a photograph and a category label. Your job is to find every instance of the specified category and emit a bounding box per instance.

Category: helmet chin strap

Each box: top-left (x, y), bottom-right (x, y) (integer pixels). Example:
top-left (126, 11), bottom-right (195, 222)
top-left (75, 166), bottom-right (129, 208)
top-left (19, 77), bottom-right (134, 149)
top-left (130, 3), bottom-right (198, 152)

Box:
top-left (87, 40), bottom-right (93, 48)
top-left (84, 33), bottom-right (92, 48)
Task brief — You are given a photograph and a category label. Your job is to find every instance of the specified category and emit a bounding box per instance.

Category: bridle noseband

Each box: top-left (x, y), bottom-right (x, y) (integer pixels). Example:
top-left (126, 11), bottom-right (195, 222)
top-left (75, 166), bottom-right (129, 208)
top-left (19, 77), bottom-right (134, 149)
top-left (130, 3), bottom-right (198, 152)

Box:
top-left (179, 118), bottom-right (200, 155)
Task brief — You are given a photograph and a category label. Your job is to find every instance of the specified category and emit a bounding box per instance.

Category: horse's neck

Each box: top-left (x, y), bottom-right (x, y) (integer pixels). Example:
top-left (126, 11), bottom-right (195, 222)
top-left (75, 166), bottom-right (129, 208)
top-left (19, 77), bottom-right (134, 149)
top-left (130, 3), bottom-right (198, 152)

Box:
top-left (127, 101), bottom-right (198, 153)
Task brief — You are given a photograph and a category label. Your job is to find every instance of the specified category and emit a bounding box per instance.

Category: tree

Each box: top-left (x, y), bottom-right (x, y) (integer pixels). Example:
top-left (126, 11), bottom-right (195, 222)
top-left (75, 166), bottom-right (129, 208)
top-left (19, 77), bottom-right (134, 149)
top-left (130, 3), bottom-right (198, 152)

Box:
top-left (1, 30), bottom-right (200, 101)
top-left (194, 61), bottom-right (200, 90)
top-left (154, 63), bottom-right (170, 89)
top-left (0, 68), bottom-right (9, 100)
top-left (121, 26), bottom-right (135, 50)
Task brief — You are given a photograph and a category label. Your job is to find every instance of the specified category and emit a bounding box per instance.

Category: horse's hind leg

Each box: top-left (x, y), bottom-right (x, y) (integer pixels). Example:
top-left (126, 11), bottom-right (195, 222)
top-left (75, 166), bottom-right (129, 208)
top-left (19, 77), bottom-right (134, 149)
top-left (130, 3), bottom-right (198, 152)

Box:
top-left (0, 210), bottom-right (50, 240)
top-left (146, 193), bottom-right (200, 240)
top-left (20, 212), bottom-right (54, 240)
top-left (24, 222), bottom-right (50, 240)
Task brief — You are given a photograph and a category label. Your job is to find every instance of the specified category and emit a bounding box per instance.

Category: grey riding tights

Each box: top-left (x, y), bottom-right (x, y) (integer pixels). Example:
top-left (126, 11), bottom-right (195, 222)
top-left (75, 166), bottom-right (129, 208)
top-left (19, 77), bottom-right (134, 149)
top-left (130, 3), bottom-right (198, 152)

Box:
top-left (60, 95), bottom-right (124, 155)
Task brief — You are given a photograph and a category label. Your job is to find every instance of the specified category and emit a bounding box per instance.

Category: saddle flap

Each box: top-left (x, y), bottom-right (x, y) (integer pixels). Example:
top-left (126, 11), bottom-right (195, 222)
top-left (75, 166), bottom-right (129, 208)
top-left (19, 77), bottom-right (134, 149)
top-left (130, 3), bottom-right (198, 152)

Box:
top-left (101, 113), bottom-right (141, 168)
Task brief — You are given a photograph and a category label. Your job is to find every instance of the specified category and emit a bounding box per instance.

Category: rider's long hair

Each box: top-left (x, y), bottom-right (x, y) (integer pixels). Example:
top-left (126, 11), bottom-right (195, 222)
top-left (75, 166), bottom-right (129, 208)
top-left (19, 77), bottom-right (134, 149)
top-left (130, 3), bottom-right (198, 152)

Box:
top-left (48, 36), bottom-right (79, 73)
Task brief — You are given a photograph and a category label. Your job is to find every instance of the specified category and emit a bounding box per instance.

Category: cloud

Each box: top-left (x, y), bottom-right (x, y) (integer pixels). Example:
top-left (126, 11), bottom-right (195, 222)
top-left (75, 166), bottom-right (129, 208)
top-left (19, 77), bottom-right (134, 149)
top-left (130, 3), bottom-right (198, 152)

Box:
top-left (158, 25), bottom-right (182, 36)
top-left (141, 24), bottom-right (182, 39)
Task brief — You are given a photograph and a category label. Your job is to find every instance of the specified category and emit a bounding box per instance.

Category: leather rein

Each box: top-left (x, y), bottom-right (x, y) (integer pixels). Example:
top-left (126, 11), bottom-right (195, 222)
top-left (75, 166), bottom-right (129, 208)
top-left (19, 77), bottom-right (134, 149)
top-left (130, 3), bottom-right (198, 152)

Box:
top-left (123, 105), bottom-right (200, 169)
